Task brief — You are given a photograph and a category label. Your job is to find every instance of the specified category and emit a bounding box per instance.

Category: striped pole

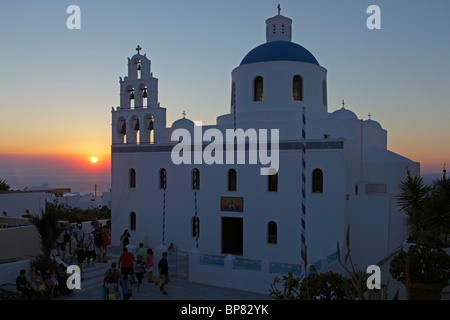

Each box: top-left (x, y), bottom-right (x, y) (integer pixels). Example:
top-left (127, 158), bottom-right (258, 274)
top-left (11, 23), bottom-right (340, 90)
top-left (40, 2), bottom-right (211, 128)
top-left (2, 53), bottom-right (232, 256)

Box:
top-left (162, 171), bottom-right (167, 245)
top-left (301, 106), bottom-right (307, 264)
top-left (194, 170), bottom-right (199, 248)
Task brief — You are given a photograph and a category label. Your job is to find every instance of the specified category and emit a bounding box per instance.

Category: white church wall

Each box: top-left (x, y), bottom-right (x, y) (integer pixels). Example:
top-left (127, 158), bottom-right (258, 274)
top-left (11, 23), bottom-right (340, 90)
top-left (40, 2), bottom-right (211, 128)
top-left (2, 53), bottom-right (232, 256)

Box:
top-left (363, 160), bottom-right (419, 195)
top-left (304, 148), bottom-right (347, 265)
top-left (111, 144), bottom-right (351, 268)
top-left (345, 195), bottom-right (390, 270)
top-left (388, 196), bottom-right (408, 253)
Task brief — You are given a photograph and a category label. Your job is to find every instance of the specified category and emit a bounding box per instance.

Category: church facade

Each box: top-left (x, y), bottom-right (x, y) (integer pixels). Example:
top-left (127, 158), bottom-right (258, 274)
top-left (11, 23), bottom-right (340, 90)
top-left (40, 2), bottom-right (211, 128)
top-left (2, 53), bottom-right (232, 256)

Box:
top-left (110, 11), bottom-right (419, 280)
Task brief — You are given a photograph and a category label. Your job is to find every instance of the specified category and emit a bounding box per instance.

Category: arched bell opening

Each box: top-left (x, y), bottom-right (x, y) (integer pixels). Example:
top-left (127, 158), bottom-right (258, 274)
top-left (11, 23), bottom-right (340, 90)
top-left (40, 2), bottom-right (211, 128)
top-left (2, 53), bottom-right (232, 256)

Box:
top-left (137, 83), bottom-right (148, 108)
top-left (142, 113), bottom-right (155, 144)
top-left (117, 117), bottom-right (126, 144)
top-left (132, 57), bottom-right (141, 80)
top-left (125, 85), bottom-right (135, 109)
top-left (129, 115), bottom-right (140, 144)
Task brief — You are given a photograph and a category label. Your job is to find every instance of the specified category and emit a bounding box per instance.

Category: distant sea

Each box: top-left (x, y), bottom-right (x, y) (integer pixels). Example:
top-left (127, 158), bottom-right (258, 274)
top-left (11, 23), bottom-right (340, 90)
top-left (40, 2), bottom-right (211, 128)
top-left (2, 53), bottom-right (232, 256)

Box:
top-left (2, 173), bottom-right (111, 195)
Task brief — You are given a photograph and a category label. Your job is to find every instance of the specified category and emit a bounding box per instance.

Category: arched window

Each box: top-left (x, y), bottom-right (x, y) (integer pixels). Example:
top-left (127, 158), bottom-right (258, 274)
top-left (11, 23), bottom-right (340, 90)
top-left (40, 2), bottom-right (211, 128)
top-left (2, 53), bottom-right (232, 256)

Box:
top-left (293, 75), bottom-right (303, 101)
top-left (130, 212), bottom-right (136, 231)
top-left (322, 80), bottom-right (327, 105)
top-left (129, 168), bottom-right (136, 188)
top-left (159, 168), bottom-right (167, 189)
top-left (254, 76), bottom-right (263, 102)
top-left (228, 169), bottom-right (237, 191)
top-left (192, 168), bottom-right (200, 190)
top-left (192, 216), bottom-right (200, 237)
top-left (268, 221), bottom-right (277, 244)
top-left (268, 172), bottom-right (278, 192)
top-left (312, 169), bottom-right (323, 193)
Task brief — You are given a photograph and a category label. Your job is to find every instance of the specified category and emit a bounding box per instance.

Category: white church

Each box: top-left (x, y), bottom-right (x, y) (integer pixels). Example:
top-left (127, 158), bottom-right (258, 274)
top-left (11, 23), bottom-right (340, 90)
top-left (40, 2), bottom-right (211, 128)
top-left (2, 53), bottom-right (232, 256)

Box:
top-left (110, 10), bottom-right (420, 293)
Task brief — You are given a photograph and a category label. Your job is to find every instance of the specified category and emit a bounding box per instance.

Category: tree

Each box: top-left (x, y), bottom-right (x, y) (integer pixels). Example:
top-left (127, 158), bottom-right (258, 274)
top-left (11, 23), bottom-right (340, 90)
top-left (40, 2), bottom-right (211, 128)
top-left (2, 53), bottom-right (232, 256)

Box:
top-left (0, 177), bottom-right (10, 191)
top-left (397, 166), bottom-right (450, 246)
top-left (29, 206), bottom-right (65, 265)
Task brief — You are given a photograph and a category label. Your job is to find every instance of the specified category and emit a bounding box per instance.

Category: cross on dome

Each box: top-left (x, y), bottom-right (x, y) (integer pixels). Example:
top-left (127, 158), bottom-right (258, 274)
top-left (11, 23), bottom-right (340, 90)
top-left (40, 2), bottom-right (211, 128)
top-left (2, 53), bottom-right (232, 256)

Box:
top-left (182, 110), bottom-right (186, 118)
top-left (277, 4), bottom-right (281, 15)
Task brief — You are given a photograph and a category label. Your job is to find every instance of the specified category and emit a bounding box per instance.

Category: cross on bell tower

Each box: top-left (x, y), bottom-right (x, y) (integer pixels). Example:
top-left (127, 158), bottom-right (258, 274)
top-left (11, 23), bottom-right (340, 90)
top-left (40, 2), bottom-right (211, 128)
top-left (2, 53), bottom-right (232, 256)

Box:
top-left (265, 6), bottom-right (292, 42)
top-left (136, 45), bottom-right (142, 55)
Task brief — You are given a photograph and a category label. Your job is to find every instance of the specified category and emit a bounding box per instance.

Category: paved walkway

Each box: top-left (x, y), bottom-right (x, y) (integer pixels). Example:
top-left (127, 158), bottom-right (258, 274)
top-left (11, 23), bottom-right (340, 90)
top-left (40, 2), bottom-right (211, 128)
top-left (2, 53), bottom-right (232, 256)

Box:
top-left (54, 256), bottom-right (272, 301)
top-left (56, 276), bottom-right (273, 301)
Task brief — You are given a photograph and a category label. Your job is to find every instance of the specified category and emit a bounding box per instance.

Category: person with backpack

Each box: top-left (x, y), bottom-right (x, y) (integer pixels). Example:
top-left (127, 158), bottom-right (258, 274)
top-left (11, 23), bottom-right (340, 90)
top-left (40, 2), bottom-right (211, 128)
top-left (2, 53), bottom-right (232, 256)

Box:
top-left (57, 226), bottom-right (71, 261)
top-left (94, 226), bottom-right (105, 263)
top-left (75, 223), bottom-right (85, 250)
top-left (103, 262), bottom-right (121, 299)
top-left (84, 233), bottom-right (96, 266)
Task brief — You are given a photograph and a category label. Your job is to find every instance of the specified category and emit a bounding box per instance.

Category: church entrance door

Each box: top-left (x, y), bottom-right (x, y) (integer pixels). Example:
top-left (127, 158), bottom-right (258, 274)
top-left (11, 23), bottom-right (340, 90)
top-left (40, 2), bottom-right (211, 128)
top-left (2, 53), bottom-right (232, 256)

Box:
top-left (221, 217), bottom-right (243, 256)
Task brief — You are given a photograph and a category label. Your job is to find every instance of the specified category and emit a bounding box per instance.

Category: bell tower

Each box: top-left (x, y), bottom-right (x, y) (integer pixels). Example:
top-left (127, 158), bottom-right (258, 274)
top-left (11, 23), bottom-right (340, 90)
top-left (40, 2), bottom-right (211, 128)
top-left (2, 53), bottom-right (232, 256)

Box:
top-left (112, 45), bottom-right (167, 145)
top-left (265, 5), bottom-right (292, 43)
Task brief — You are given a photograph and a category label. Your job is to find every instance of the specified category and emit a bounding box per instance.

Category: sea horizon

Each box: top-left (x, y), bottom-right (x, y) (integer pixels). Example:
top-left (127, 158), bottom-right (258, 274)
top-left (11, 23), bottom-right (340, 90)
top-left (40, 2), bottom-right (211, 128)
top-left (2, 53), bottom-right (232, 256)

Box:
top-left (1, 173), bottom-right (111, 195)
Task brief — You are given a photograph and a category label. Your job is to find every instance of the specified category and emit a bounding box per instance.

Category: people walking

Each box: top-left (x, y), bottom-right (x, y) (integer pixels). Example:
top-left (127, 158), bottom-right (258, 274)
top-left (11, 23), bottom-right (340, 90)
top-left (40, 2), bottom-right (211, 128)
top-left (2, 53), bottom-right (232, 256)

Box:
top-left (103, 262), bottom-right (121, 300)
top-left (56, 227), bottom-right (69, 259)
top-left (120, 229), bottom-right (131, 248)
top-left (120, 274), bottom-right (133, 300)
top-left (134, 254), bottom-right (145, 291)
top-left (137, 242), bottom-right (148, 261)
top-left (156, 252), bottom-right (169, 295)
top-left (118, 247), bottom-right (136, 283)
top-left (146, 248), bottom-right (154, 283)
top-left (75, 223), bottom-right (85, 246)
top-left (102, 225), bottom-right (110, 262)
top-left (94, 226), bottom-right (105, 263)
top-left (74, 243), bottom-right (86, 281)
top-left (84, 233), bottom-right (96, 266)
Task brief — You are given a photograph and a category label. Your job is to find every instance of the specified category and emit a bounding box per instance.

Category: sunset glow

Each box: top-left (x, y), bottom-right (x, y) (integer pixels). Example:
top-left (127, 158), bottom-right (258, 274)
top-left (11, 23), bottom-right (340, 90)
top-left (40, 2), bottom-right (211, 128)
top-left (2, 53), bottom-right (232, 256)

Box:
top-left (90, 157), bottom-right (98, 163)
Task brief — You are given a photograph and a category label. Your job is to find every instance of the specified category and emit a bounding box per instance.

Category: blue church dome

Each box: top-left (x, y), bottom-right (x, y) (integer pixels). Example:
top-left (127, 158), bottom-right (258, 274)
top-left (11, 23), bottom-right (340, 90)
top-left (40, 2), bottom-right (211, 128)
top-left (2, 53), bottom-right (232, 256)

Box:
top-left (240, 41), bottom-right (319, 66)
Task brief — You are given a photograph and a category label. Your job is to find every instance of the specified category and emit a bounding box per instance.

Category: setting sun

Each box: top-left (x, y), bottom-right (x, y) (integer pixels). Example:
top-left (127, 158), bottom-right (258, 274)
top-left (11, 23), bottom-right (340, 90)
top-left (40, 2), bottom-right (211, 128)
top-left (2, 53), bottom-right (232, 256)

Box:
top-left (90, 156), bottom-right (98, 163)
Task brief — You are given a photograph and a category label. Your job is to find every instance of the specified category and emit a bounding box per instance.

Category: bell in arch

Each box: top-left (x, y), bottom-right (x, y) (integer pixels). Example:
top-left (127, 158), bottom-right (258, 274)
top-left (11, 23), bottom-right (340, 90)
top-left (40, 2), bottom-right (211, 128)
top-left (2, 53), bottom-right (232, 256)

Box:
top-left (120, 122), bottom-right (126, 135)
top-left (137, 63), bottom-right (141, 71)
top-left (142, 89), bottom-right (148, 98)
top-left (129, 90), bottom-right (135, 100)
top-left (134, 119), bottom-right (140, 131)
top-left (147, 118), bottom-right (154, 131)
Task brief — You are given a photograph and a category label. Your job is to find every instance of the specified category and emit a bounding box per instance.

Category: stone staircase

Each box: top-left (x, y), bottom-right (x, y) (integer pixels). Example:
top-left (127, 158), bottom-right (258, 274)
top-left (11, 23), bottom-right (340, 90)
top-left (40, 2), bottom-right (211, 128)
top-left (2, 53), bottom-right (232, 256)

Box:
top-left (55, 249), bottom-right (190, 294)
top-left (54, 253), bottom-right (117, 294)
top-left (78, 260), bottom-right (115, 292)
